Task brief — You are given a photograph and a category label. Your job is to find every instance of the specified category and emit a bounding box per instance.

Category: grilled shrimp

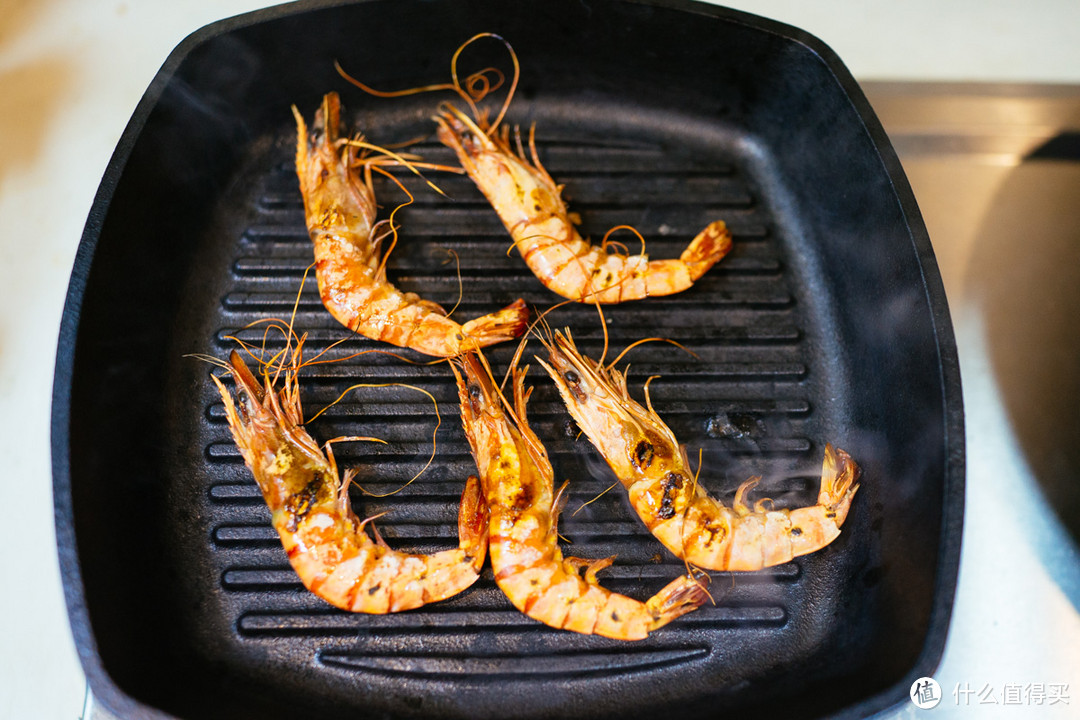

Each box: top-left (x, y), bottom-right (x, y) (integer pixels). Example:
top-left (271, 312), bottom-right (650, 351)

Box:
top-left (212, 349), bottom-right (488, 612)
top-left (295, 92), bottom-right (528, 356)
top-left (537, 330), bottom-right (860, 572)
top-left (451, 348), bottom-right (708, 640)
top-left (436, 103), bottom-right (732, 303)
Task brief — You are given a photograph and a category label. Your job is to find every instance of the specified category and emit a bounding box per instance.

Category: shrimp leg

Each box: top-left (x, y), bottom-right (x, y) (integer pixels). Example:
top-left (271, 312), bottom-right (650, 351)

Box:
top-left (436, 104), bottom-right (732, 304)
top-left (212, 349), bottom-right (488, 612)
top-left (451, 348), bottom-right (707, 640)
top-left (536, 329), bottom-right (860, 571)
top-left (295, 93), bottom-right (528, 357)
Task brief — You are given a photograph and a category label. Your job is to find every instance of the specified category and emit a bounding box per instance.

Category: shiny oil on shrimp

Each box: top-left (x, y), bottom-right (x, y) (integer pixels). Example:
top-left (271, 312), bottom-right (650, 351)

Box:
top-left (211, 341), bottom-right (488, 613)
top-left (436, 103), bottom-right (732, 304)
top-left (536, 329), bottom-right (860, 572)
top-left (450, 347), bottom-right (708, 640)
top-left (294, 92), bottom-right (528, 357)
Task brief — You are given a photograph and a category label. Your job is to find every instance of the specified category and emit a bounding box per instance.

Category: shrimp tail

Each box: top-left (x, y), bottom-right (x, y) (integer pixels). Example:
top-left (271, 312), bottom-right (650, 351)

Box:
top-left (460, 298), bottom-right (531, 348)
top-left (818, 444), bottom-right (860, 526)
top-left (645, 573), bottom-right (711, 630)
top-left (679, 220), bottom-right (733, 281)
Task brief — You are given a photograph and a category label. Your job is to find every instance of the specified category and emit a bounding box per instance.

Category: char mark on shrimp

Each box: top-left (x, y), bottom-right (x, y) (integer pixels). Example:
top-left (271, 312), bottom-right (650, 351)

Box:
top-left (284, 478), bottom-right (323, 531)
top-left (657, 472), bottom-right (685, 520)
top-left (633, 440), bottom-right (654, 470)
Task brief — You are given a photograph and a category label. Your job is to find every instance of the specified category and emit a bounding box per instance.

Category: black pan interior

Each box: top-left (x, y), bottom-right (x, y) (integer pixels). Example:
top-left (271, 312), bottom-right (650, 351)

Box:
top-left (52, 1), bottom-right (963, 718)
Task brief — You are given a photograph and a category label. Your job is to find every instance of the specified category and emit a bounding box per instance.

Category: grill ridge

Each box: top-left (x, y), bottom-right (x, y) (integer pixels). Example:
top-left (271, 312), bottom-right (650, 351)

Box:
top-left (205, 119), bottom-right (814, 679)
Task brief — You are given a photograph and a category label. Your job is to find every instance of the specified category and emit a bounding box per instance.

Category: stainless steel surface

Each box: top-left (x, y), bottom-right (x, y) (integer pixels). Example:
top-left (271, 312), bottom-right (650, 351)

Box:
top-left (865, 82), bottom-right (1080, 717)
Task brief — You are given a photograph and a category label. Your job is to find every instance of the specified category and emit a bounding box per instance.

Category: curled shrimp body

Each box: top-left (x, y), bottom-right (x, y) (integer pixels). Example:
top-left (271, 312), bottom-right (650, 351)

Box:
top-left (536, 330), bottom-right (861, 572)
top-left (295, 93), bottom-right (528, 357)
top-left (435, 104), bottom-right (732, 304)
top-left (212, 350), bottom-right (488, 612)
top-left (450, 349), bottom-right (708, 640)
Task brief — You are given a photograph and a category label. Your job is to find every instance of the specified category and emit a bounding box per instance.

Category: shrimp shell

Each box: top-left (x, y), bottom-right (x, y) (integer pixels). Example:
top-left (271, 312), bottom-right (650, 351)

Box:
top-left (295, 93), bottom-right (529, 357)
top-left (436, 103), bottom-right (732, 304)
top-left (537, 329), bottom-right (861, 571)
top-left (212, 349), bottom-right (488, 612)
top-left (451, 349), bottom-right (708, 640)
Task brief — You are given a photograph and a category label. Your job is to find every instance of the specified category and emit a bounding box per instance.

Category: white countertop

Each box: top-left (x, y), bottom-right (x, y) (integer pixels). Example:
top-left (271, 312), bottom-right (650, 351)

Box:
top-left (3, 2), bottom-right (1079, 718)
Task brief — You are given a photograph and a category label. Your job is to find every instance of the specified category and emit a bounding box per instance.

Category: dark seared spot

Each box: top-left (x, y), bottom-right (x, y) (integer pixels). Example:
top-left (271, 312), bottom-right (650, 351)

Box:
top-left (703, 520), bottom-right (727, 544)
top-left (661, 472), bottom-right (685, 492)
top-left (513, 485), bottom-right (534, 511)
top-left (285, 479), bottom-right (321, 532)
top-left (368, 584), bottom-right (381, 595)
top-left (657, 472), bottom-right (686, 520)
top-left (826, 511), bottom-right (836, 519)
top-left (632, 440), bottom-right (654, 470)
top-left (610, 610), bottom-right (620, 622)
top-left (790, 526), bottom-right (803, 536)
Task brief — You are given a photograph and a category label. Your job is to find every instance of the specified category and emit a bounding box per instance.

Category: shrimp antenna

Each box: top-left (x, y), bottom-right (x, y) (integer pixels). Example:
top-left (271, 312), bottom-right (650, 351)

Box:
top-left (590, 285), bottom-right (610, 368)
top-left (325, 434), bottom-right (389, 449)
top-left (572, 480), bottom-right (620, 517)
top-left (450, 33), bottom-right (519, 136)
top-left (288, 260), bottom-right (315, 355)
top-left (221, 257), bottom-right (313, 382)
top-left (641, 375), bottom-right (663, 417)
top-left (367, 165), bottom-right (416, 281)
top-left (336, 32), bottom-right (519, 134)
top-left (606, 336), bottom-right (699, 372)
top-left (335, 59), bottom-right (460, 99)
top-left (600, 224), bottom-right (646, 258)
top-left (440, 248), bottom-right (465, 320)
top-left (314, 382), bottom-right (444, 498)
top-left (686, 562), bottom-right (717, 605)
top-left (523, 299), bottom-right (581, 373)
top-left (346, 139), bottom-right (453, 197)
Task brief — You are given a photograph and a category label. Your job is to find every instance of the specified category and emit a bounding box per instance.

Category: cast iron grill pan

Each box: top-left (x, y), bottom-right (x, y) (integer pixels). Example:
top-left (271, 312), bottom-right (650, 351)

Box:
top-left (52, 2), bottom-right (964, 719)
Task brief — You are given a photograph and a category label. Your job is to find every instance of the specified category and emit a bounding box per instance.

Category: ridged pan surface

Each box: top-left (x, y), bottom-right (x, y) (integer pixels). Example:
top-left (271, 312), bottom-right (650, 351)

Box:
top-left (52, 1), bottom-right (964, 719)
